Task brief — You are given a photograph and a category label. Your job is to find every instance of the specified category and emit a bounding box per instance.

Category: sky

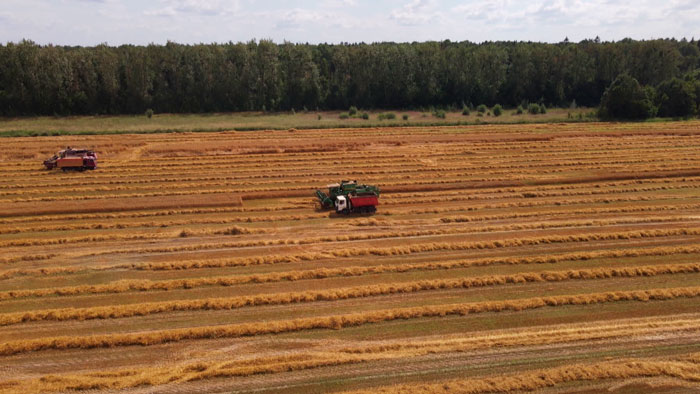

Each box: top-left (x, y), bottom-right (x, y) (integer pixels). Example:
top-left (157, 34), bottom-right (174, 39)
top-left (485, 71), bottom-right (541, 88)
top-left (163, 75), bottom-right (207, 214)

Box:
top-left (1, 0), bottom-right (698, 46)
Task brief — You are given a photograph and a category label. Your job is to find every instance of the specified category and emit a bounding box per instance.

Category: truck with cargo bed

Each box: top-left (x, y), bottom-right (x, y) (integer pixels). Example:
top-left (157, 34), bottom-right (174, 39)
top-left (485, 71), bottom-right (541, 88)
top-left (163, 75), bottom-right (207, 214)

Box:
top-left (44, 148), bottom-right (97, 171)
top-left (316, 180), bottom-right (380, 214)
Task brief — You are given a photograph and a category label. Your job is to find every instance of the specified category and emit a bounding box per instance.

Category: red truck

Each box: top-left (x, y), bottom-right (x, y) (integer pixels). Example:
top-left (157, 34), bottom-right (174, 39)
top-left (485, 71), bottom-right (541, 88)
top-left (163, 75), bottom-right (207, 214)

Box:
top-left (334, 194), bottom-right (378, 214)
top-left (44, 148), bottom-right (97, 171)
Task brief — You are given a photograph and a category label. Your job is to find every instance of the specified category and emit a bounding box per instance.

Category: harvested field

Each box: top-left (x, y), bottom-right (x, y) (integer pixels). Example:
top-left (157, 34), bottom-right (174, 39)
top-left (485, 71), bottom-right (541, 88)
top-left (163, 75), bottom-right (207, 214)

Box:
top-left (1, 121), bottom-right (700, 393)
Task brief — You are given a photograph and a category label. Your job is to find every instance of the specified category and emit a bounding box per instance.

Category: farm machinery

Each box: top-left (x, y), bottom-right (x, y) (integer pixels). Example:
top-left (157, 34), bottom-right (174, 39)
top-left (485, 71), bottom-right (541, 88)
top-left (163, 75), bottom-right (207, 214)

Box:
top-left (316, 180), bottom-right (380, 214)
top-left (44, 148), bottom-right (97, 171)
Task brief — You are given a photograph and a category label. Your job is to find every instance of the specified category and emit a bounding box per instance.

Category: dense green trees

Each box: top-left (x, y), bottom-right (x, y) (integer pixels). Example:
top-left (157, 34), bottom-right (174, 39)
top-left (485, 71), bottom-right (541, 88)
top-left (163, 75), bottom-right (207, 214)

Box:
top-left (655, 78), bottom-right (697, 117)
top-left (0, 38), bottom-right (699, 116)
top-left (599, 69), bottom-right (700, 119)
top-left (599, 74), bottom-right (656, 119)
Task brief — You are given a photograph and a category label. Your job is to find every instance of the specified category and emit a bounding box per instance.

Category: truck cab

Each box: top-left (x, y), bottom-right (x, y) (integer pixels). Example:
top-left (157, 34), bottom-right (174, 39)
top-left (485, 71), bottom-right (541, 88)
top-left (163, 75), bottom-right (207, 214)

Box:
top-left (335, 195), bottom-right (348, 214)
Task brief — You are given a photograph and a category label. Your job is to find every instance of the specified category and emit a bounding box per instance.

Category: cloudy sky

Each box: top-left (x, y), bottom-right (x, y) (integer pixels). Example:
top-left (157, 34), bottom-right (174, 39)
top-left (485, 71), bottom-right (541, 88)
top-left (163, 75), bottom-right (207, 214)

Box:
top-left (1, 0), bottom-right (698, 46)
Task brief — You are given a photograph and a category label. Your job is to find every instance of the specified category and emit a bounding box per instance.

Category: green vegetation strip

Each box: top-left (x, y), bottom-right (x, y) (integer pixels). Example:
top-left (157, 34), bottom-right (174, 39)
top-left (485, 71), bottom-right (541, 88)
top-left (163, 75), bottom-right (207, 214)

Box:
top-left (0, 117), bottom-right (596, 137)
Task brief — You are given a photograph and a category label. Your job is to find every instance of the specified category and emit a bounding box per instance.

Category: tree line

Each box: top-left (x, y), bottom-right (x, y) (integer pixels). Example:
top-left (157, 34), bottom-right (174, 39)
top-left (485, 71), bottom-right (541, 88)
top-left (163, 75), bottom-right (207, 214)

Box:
top-left (0, 38), bottom-right (699, 116)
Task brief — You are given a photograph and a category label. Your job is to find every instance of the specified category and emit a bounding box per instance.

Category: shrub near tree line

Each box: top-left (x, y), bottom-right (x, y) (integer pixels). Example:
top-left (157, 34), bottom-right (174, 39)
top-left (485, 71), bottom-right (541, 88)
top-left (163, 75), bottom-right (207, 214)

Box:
top-left (655, 78), bottom-right (696, 117)
top-left (598, 70), bottom-right (699, 119)
top-left (686, 70), bottom-right (700, 114)
top-left (492, 104), bottom-right (503, 116)
top-left (528, 103), bottom-right (541, 114)
top-left (599, 74), bottom-right (656, 119)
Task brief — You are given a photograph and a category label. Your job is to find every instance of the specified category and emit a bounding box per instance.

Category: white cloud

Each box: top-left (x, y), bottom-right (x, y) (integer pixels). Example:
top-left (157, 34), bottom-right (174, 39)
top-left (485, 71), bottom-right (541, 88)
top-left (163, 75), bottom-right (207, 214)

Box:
top-left (452, 1), bottom-right (512, 22)
top-left (449, 0), bottom-right (700, 32)
top-left (144, 7), bottom-right (177, 17)
top-left (174, 0), bottom-right (238, 15)
top-left (322, 0), bottom-right (357, 7)
top-left (659, 0), bottom-right (700, 24)
top-left (276, 9), bottom-right (332, 30)
top-left (1, 0), bottom-right (697, 46)
top-left (390, 0), bottom-right (443, 26)
top-left (144, 0), bottom-right (239, 17)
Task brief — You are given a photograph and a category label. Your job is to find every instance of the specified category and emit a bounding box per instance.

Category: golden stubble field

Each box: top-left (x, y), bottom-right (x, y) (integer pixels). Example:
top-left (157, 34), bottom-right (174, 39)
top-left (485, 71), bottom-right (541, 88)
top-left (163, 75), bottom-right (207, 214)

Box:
top-left (1, 121), bottom-right (700, 393)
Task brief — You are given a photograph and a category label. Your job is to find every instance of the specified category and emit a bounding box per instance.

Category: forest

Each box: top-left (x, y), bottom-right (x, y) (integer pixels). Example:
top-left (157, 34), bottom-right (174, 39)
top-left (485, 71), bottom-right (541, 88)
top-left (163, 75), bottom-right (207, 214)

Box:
top-left (0, 38), bottom-right (699, 116)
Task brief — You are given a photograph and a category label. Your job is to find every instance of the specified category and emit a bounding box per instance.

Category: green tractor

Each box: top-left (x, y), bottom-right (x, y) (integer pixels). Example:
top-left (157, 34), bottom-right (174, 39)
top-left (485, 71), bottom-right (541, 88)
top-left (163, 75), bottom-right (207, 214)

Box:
top-left (316, 180), bottom-right (380, 211)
